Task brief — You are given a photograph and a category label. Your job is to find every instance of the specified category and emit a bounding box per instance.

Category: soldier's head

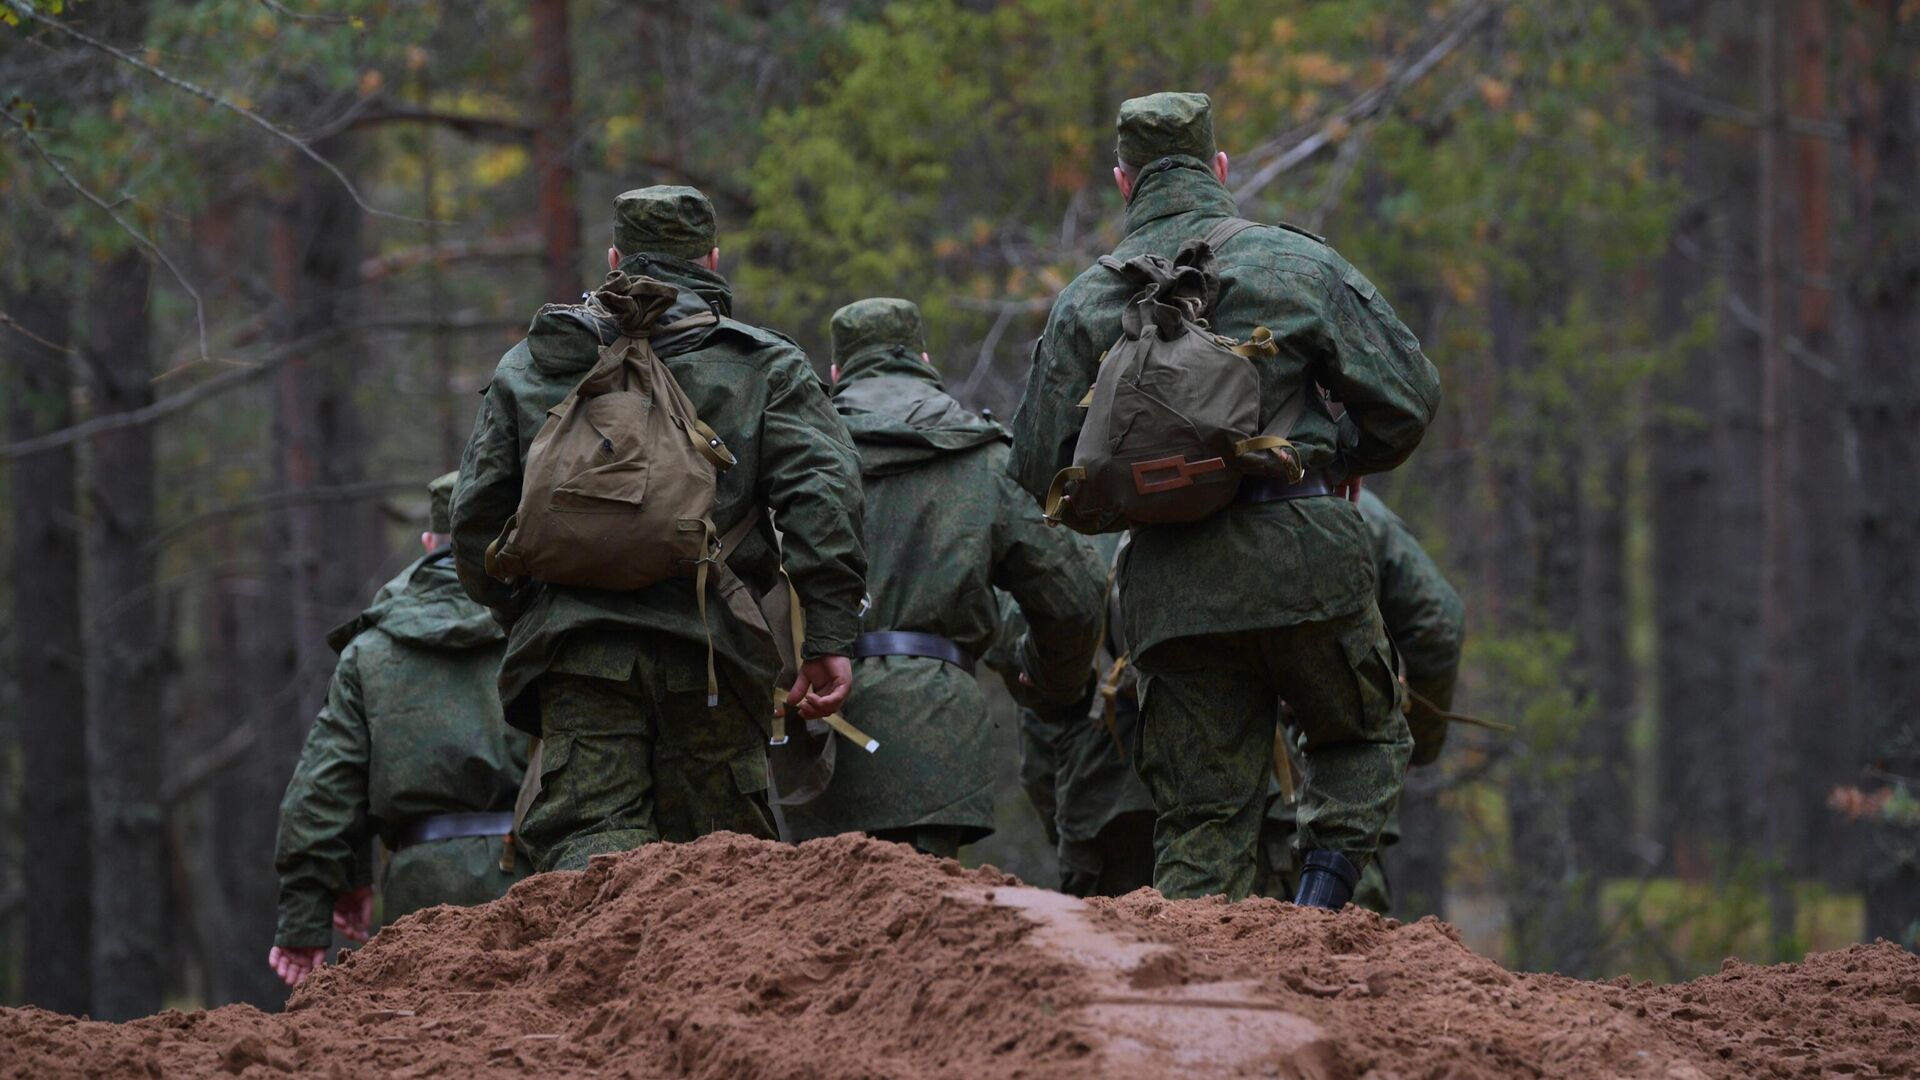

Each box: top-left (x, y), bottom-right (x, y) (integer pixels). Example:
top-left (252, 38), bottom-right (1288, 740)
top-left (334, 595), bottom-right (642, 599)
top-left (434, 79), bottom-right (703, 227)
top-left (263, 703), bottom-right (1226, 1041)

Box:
top-left (1112, 91), bottom-right (1230, 203)
top-left (424, 470), bottom-right (458, 553)
top-left (608, 185), bottom-right (720, 273)
top-left (828, 297), bottom-right (933, 386)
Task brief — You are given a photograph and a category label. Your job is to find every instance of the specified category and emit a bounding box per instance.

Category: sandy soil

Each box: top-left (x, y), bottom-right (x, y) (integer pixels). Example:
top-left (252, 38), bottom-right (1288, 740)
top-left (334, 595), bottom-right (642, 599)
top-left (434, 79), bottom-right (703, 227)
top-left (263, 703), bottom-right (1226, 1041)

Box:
top-left (3, 832), bottom-right (1916, 1078)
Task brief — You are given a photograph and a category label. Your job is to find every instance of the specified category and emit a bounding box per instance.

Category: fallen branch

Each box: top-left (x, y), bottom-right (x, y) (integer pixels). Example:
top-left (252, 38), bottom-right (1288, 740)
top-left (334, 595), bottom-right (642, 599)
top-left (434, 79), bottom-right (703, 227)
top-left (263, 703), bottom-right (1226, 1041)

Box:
top-left (162, 721), bottom-right (261, 805)
top-left (359, 232), bottom-right (542, 283)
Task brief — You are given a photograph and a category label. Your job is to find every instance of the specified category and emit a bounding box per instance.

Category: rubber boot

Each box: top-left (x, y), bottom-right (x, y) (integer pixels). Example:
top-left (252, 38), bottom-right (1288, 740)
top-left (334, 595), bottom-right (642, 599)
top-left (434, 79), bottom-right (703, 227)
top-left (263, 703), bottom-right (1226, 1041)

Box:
top-left (1293, 849), bottom-right (1360, 910)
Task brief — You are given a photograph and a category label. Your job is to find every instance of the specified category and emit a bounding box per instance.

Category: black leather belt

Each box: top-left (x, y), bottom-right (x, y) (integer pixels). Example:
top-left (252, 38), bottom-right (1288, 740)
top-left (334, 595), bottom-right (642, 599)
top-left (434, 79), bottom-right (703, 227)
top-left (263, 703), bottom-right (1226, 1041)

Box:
top-left (853, 631), bottom-right (976, 676)
top-left (1236, 470), bottom-right (1334, 504)
top-left (393, 811), bottom-right (514, 850)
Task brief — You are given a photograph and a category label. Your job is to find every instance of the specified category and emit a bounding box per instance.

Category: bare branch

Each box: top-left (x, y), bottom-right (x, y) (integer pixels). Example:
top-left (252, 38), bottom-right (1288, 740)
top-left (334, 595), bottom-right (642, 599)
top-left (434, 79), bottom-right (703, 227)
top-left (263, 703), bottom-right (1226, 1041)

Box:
top-left (0, 309), bottom-right (79, 355)
top-left (1, 103), bottom-right (211, 363)
top-left (149, 480), bottom-right (418, 552)
top-left (1653, 78), bottom-right (1845, 142)
top-left (162, 722), bottom-right (260, 806)
top-left (348, 105), bottom-right (536, 141)
top-left (3, 0), bottom-right (431, 224)
top-left (0, 327), bottom-right (349, 459)
top-left (1233, 0), bottom-right (1499, 204)
top-left (359, 231), bottom-right (542, 283)
top-left (253, 0), bottom-right (352, 25)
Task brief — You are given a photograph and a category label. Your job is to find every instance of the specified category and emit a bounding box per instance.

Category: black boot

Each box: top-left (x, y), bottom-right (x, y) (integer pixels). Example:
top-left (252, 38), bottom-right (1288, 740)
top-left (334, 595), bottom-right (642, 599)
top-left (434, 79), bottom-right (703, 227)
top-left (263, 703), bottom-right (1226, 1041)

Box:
top-left (1293, 850), bottom-right (1359, 910)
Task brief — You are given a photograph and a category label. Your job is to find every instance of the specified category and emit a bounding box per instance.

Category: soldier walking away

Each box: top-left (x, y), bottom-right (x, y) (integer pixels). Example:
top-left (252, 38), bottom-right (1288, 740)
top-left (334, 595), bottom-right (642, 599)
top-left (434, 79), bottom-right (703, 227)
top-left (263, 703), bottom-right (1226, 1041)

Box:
top-left (451, 187), bottom-right (868, 872)
top-left (784, 298), bottom-right (1103, 858)
top-left (268, 472), bottom-right (530, 989)
top-left (1008, 93), bottom-right (1442, 907)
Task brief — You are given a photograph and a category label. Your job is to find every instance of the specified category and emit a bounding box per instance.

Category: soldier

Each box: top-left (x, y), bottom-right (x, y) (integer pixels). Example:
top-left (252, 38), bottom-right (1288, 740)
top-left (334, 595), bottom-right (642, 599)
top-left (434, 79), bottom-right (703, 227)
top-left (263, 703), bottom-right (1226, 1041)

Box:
top-left (783, 298), bottom-right (1103, 858)
top-left (1009, 92), bottom-right (1441, 907)
top-left (1261, 488), bottom-right (1466, 911)
top-left (267, 472), bottom-right (529, 989)
top-left (451, 186), bottom-right (867, 872)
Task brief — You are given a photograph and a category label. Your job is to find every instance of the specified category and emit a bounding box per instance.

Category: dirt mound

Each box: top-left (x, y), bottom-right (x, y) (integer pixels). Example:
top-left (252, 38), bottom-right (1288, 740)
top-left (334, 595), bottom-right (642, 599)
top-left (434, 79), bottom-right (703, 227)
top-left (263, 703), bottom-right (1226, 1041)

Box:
top-left (3, 833), bottom-right (1916, 1078)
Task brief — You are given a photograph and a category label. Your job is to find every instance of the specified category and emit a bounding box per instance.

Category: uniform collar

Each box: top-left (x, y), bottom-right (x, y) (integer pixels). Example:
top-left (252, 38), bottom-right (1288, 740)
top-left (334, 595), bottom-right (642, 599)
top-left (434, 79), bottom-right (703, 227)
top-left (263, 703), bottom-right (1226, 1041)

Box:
top-left (1122, 158), bottom-right (1239, 235)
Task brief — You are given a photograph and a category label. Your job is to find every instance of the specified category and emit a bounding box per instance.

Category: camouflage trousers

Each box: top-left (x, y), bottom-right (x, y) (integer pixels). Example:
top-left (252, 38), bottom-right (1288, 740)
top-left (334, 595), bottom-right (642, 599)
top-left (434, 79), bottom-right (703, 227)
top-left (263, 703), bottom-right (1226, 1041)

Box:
top-left (1058, 811), bottom-right (1158, 897)
top-left (519, 642), bottom-right (777, 873)
top-left (869, 825), bottom-right (967, 860)
top-left (1017, 706), bottom-right (1066, 850)
top-left (383, 835), bottom-right (529, 921)
top-left (1133, 605), bottom-right (1411, 900)
top-left (1254, 813), bottom-right (1393, 913)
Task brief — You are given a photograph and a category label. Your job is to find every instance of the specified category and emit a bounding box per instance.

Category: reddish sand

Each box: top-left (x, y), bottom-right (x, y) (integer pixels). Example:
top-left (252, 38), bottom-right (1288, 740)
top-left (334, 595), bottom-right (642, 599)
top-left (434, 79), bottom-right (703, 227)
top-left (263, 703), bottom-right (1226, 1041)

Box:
top-left (3, 833), bottom-right (1916, 1078)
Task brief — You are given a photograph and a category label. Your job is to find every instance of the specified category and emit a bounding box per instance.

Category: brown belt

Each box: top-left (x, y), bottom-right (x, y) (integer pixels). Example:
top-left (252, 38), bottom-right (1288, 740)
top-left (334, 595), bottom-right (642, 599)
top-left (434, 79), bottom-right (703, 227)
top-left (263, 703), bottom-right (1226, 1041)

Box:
top-left (1236, 471), bottom-right (1333, 503)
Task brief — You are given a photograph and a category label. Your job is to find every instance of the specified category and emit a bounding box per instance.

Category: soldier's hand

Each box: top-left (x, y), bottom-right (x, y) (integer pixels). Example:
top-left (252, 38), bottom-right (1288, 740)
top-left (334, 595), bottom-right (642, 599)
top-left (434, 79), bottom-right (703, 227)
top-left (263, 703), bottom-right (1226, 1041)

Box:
top-left (789, 655), bottom-right (853, 719)
top-left (1335, 474), bottom-right (1364, 503)
top-left (332, 886), bottom-right (373, 943)
top-left (267, 945), bottom-right (326, 989)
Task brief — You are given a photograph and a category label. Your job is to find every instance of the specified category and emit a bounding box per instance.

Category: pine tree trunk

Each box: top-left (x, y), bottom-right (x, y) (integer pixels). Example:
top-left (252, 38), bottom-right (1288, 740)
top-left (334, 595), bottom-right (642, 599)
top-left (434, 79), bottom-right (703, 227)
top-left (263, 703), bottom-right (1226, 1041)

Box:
top-left (532, 0), bottom-right (581, 300)
top-left (83, 250), bottom-right (167, 1021)
top-left (4, 274), bottom-right (92, 1015)
top-left (1845, 0), bottom-right (1920, 946)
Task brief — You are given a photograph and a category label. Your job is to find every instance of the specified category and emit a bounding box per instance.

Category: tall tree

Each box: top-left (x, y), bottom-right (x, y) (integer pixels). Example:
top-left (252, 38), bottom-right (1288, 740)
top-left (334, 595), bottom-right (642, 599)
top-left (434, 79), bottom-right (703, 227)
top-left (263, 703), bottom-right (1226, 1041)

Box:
top-left (82, 248), bottom-right (166, 1021)
top-left (531, 0), bottom-right (580, 301)
top-left (3, 266), bottom-right (92, 1016)
top-left (1846, 0), bottom-right (1920, 947)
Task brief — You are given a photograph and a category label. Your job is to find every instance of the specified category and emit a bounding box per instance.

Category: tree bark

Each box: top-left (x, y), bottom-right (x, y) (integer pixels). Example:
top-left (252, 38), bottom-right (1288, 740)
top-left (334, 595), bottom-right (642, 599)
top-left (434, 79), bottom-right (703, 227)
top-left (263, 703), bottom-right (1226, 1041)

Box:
top-left (4, 273), bottom-right (92, 1016)
top-left (531, 0), bottom-right (581, 301)
top-left (1845, 0), bottom-right (1920, 946)
top-left (83, 249), bottom-right (167, 1021)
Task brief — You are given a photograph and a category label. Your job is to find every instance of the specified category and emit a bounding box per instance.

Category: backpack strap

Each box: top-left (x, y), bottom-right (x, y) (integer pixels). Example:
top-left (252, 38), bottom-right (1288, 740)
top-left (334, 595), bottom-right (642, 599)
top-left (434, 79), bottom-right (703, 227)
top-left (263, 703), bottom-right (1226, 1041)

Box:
top-left (1202, 216), bottom-right (1263, 253)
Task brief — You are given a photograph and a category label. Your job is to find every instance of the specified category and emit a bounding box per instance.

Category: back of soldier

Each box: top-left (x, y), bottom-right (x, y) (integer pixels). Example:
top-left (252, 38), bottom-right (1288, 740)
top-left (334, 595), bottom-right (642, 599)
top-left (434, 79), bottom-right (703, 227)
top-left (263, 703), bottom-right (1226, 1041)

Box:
top-left (451, 188), bottom-right (868, 873)
top-left (1009, 92), bottom-right (1442, 906)
top-left (784, 298), bottom-right (1103, 859)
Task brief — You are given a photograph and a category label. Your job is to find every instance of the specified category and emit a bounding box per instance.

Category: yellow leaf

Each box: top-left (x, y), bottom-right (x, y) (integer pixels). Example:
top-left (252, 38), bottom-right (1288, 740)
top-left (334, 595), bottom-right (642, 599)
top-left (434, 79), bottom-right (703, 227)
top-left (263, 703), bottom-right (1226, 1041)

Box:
top-left (1477, 77), bottom-right (1510, 111)
top-left (1269, 16), bottom-right (1296, 46)
top-left (359, 69), bottom-right (384, 97)
top-left (349, 14), bottom-right (365, 31)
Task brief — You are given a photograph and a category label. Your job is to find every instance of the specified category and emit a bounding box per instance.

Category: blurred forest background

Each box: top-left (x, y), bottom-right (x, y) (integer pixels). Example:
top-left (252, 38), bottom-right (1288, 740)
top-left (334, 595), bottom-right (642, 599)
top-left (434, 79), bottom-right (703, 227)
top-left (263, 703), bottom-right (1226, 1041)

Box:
top-left (2, 0), bottom-right (1917, 1020)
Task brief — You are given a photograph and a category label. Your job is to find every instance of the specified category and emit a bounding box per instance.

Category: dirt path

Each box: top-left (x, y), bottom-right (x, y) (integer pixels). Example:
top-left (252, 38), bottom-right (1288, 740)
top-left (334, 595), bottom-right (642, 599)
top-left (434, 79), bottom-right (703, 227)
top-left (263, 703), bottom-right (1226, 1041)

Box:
top-left (3, 833), bottom-right (1915, 1078)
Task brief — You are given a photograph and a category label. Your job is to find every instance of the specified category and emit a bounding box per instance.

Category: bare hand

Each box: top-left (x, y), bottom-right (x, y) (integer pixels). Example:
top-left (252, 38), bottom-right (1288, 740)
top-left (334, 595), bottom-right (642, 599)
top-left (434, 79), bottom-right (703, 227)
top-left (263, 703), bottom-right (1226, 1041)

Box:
top-left (1335, 474), bottom-right (1364, 503)
top-left (788, 655), bottom-right (853, 719)
top-left (332, 886), bottom-right (373, 943)
top-left (267, 945), bottom-right (326, 989)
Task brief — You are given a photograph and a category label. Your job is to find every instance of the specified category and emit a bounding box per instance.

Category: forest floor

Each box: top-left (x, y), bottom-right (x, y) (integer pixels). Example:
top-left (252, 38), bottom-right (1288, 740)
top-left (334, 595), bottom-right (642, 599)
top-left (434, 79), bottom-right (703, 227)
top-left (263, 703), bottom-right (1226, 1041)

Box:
top-left (2, 833), bottom-right (1916, 1079)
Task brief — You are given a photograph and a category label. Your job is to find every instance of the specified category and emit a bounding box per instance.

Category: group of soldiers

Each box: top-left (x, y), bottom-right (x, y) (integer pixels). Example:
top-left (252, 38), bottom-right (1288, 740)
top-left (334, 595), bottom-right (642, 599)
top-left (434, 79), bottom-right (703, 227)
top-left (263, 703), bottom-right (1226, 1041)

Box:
top-left (267, 91), bottom-right (1458, 989)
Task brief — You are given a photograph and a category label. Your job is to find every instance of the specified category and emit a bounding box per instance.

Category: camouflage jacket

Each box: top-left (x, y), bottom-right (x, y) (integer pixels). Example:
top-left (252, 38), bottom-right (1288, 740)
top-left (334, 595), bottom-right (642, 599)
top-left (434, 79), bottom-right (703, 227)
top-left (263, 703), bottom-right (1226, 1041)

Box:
top-left (1358, 489), bottom-right (1464, 763)
top-left (1008, 161), bottom-right (1441, 659)
top-left (451, 257), bottom-right (868, 731)
top-left (784, 351), bottom-right (1103, 838)
top-left (273, 554), bottom-right (525, 946)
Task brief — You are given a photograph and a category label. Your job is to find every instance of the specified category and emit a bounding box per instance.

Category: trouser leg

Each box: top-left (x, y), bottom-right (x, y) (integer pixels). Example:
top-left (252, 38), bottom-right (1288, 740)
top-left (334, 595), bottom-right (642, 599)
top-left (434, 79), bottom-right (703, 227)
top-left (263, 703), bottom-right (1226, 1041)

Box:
top-left (1269, 606), bottom-right (1412, 871)
top-left (650, 643), bottom-right (777, 844)
top-left (1134, 635), bottom-right (1275, 900)
top-left (521, 672), bottom-right (660, 872)
top-left (870, 825), bottom-right (965, 860)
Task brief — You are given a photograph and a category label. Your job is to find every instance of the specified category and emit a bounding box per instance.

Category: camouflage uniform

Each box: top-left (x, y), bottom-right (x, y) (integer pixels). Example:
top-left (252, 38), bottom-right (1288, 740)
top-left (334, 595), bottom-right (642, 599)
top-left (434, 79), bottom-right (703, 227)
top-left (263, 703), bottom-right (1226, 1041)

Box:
top-left (1008, 93), bottom-right (1441, 901)
top-left (1259, 489), bottom-right (1465, 910)
top-left (452, 188), bottom-right (868, 872)
top-left (274, 473), bottom-right (529, 948)
top-left (784, 299), bottom-right (1104, 857)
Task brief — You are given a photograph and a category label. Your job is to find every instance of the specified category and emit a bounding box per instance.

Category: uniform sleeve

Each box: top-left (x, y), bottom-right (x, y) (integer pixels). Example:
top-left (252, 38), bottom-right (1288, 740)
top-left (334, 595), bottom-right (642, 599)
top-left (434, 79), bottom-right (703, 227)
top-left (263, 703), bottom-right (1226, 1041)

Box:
top-left (1007, 298), bottom-right (1100, 506)
top-left (757, 352), bottom-right (869, 657)
top-left (1368, 505), bottom-right (1465, 765)
top-left (273, 645), bottom-right (373, 948)
top-left (1313, 255), bottom-right (1442, 479)
top-left (990, 464), bottom-right (1106, 705)
top-left (450, 381), bottom-right (521, 616)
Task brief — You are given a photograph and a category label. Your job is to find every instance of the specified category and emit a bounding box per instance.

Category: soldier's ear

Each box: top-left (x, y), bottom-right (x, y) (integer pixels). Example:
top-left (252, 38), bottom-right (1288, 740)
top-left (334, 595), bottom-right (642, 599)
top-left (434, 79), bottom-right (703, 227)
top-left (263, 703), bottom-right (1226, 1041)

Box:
top-left (1113, 165), bottom-right (1133, 201)
top-left (830, 363), bottom-right (840, 386)
top-left (1213, 151), bottom-right (1230, 185)
top-left (607, 246), bottom-right (619, 272)
top-left (704, 246), bottom-right (720, 272)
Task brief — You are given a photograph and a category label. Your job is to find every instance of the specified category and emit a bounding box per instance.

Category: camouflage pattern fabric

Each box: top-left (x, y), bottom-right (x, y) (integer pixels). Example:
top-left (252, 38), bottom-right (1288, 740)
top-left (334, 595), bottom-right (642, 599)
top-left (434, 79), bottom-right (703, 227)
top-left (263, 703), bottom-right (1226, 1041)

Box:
top-left (453, 189), bottom-right (865, 872)
top-left (1008, 108), bottom-right (1439, 899)
top-left (517, 638), bottom-right (777, 872)
top-left (1134, 605), bottom-right (1410, 900)
top-left (612, 185), bottom-right (715, 260)
top-left (783, 300), bottom-right (1103, 847)
top-left (273, 554), bottom-right (529, 947)
top-left (452, 202), bottom-right (867, 738)
top-left (1115, 91), bottom-right (1217, 168)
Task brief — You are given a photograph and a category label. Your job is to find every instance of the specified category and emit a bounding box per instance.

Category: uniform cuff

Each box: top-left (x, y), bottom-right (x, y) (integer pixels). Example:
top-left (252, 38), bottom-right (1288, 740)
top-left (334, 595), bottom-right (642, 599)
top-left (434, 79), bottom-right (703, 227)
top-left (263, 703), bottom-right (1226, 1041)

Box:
top-left (801, 607), bottom-right (859, 658)
top-left (275, 889), bottom-right (336, 949)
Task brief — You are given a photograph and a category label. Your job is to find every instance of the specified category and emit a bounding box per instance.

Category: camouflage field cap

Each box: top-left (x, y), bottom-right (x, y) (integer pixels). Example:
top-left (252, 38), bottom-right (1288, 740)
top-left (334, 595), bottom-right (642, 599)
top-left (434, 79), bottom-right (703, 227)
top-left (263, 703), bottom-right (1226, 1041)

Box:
top-left (1115, 91), bottom-right (1217, 167)
top-left (612, 185), bottom-right (715, 260)
top-left (428, 470), bottom-right (459, 535)
top-left (830, 297), bottom-right (926, 367)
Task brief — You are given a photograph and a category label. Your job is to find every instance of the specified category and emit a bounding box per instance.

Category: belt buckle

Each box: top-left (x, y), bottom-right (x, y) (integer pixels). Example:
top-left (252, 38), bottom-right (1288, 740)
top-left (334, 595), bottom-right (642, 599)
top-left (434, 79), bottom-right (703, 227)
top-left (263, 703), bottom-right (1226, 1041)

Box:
top-left (1132, 455), bottom-right (1226, 495)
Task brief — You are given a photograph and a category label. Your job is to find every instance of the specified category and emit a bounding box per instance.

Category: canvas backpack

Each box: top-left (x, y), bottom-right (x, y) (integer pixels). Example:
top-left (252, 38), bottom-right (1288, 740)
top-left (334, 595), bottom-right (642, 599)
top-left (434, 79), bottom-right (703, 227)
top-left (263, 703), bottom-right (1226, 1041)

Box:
top-left (1044, 218), bottom-right (1310, 534)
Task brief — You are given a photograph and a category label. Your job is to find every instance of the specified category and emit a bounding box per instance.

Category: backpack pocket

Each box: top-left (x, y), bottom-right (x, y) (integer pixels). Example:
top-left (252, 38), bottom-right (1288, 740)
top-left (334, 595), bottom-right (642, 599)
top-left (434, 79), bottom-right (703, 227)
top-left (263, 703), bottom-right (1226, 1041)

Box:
top-left (551, 389), bottom-right (653, 513)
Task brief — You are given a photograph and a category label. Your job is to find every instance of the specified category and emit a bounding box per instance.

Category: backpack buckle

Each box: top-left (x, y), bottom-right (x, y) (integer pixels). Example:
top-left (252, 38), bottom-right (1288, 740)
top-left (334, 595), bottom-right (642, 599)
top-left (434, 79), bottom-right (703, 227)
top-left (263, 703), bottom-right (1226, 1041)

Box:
top-left (1132, 455), bottom-right (1226, 494)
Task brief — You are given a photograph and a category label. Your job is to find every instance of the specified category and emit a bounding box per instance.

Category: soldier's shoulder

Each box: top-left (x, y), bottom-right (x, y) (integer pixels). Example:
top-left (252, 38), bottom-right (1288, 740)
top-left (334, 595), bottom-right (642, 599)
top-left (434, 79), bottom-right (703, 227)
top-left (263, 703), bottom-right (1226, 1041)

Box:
top-left (710, 316), bottom-right (805, 356)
